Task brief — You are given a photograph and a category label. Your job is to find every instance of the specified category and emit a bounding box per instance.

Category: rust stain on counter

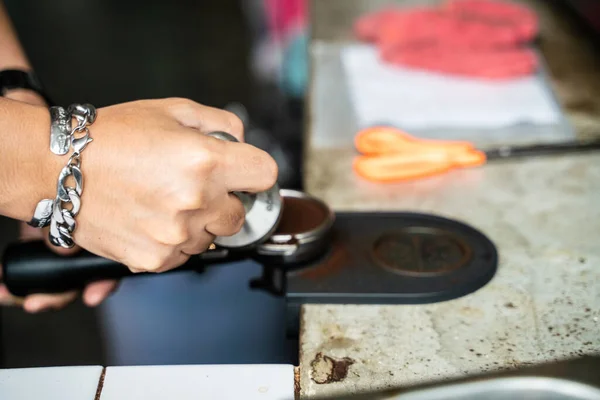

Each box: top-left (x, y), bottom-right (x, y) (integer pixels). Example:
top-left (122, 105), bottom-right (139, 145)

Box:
top-left (310, 352), bottom-right (356, 384)
top-left (294, 366), bottom-right (301, 399)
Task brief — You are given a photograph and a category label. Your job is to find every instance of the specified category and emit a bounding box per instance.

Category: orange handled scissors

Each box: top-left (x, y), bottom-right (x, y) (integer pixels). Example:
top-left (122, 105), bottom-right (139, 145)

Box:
top-left (353, 126), bottom-right (600, 182)
top-left (353, 126), bottom-right (486, 182)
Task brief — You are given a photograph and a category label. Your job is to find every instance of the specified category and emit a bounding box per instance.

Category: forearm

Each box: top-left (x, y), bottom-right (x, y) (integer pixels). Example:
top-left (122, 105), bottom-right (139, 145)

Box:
top-left (0, 98), bottom-right (59, 221)
top-left (0, 2), bottom-right (57, 220)
top-left (0, 1), bottom-right (47, 106)
top-left (0, 1), bottom-right (31, 70)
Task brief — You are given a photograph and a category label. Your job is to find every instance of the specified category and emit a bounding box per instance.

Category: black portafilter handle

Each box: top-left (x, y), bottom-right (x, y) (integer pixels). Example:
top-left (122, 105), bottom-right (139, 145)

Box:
top-left (1, 240), bottom-right (239, 297)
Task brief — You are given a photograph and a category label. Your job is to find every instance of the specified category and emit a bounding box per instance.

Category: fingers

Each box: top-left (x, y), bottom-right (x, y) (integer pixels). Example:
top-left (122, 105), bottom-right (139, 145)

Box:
top-left (178, 217), bottom-right (215, 256)
top-left (170, 100), bottom-right (245, 142)
top-left (204, 194), bottom-right (246, 237)
top-left (4, 224), bottom-right (80, 312)
top-left (82, 280), bottom-right (119, 307)
top-left (22, 291), bottom-right (78, 313)
top-left (0, 283), bottom-right (23, 307)
top-left (22, 281), bottom-right (118, 312)
top-left (1, 223), bottom-right (115, 312)
top-left (23, 225), bottom-right (79, 307)
top-left (212, 139), bottom-right (279, 193)
top-left (0, 276), bottom-right (117, 312)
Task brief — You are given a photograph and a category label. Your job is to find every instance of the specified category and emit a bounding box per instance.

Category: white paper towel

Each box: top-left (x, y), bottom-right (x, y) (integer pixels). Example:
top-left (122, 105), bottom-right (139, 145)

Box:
top-left (341, 44), bottom-right (562, 130)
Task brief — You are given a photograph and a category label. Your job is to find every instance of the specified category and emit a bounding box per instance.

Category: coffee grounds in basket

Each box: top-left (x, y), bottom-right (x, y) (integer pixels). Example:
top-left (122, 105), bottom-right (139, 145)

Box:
top-left (274, 196), bottom-right (329, 235)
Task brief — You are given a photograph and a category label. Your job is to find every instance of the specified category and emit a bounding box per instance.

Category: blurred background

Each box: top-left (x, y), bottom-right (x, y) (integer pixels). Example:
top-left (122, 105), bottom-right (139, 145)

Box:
top-left (0, 0), bottom-right (599, 369)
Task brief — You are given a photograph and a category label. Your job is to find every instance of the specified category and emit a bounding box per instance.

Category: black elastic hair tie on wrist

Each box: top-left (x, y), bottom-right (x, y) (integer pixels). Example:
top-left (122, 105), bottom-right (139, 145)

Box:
top-left (0, 69), bottom-right (54, 106)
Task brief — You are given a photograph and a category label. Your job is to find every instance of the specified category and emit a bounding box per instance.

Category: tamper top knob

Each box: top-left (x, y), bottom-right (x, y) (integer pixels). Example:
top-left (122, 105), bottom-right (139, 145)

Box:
top-left (206, 131), bottom-right (283, 249)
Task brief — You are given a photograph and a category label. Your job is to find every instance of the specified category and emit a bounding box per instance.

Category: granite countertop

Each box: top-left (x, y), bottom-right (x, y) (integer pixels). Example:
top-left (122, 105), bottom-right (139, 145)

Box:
top-left (299, 0), bottom-right (600, 398)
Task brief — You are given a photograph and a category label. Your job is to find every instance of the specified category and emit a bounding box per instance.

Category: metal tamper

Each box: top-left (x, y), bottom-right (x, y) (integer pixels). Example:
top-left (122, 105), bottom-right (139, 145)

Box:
top-left (206, 131), bottom-right (283, 249)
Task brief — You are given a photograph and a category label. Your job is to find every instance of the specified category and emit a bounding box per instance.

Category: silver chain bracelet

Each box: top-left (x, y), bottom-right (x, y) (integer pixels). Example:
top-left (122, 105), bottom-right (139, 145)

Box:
top-left (28, 103), bottom-right (96, 249)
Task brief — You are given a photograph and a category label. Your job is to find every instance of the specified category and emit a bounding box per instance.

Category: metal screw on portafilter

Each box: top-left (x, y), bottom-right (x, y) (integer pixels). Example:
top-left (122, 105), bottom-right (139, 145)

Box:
top-left (206, 131), bottom-right (283, 249)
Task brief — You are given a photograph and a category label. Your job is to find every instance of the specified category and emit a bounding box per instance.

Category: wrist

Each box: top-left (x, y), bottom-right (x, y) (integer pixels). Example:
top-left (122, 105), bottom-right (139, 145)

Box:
top-left (22, 106), bottom-right (63, 222)
top-left (0, 101), bottom-right (62, 221)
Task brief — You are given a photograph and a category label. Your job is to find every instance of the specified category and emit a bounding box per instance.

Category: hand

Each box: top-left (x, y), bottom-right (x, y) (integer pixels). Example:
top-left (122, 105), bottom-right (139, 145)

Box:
top-left (0, 89), bottom-right (119, 312)
top-left (40, 98), bottom-right (278, 273)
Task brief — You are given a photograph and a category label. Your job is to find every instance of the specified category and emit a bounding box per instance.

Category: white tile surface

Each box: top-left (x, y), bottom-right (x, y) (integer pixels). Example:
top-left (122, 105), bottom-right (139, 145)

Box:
top-left (100, 364), bottom-right (295, 400)
top-left (0, 366), bottom-right (103, 400)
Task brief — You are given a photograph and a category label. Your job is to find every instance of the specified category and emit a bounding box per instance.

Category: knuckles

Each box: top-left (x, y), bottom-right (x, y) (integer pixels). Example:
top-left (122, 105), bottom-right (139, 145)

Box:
top-left (127, 247), bottom-right (181, 273)
top-left (139, 256), bottom-right (165, 273)
top-left (165, 97), bottom-right (196, 114)
top-left (170, 145), bottom-right (218, 211)
top-left (185, 144), bottom-right (218, 177)
top-left (159, 222), bottom-right (190, 246)
top-left (127, 254), bottom-right (166, 273)
top-left (222, 111), bottom-right (244, 140)
top-left (175, 188), bottom-right (207, 211)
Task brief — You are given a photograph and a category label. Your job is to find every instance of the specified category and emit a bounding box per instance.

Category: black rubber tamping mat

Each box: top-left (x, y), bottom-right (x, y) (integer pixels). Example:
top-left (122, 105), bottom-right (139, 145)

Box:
top-left (285, 212), bottom-right (498, 305)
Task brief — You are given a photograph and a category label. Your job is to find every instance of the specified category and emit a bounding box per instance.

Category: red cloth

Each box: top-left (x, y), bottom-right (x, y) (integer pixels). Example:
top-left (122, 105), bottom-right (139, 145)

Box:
top-left (383, 46), bottom-right (538, 79)
top-left (445, 0), bottom-right (538, 41)
top-left (353, 0), bottom-right (539, 80)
